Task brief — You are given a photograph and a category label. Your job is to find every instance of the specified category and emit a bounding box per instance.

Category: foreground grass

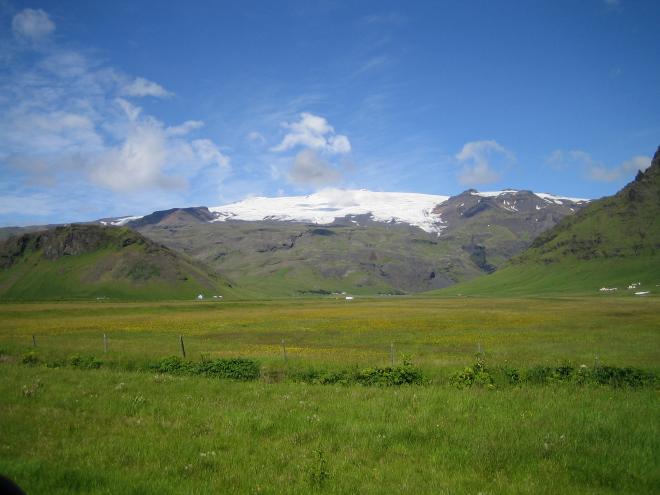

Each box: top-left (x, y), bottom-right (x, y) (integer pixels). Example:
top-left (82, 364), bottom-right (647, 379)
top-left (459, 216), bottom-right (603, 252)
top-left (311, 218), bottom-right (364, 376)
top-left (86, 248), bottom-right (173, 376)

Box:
top-left (1, 297), bottom-right (658, 493)
top-left (1, 364), bottom-right (658, 494)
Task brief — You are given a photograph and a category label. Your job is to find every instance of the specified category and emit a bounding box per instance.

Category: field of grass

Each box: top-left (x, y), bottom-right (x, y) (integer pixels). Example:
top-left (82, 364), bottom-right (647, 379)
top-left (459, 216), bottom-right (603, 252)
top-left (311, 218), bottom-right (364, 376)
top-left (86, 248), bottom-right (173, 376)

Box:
top-left (431, 256), bottom-right (660, 297)
top-left (1, 296), bottom-right (659, 493)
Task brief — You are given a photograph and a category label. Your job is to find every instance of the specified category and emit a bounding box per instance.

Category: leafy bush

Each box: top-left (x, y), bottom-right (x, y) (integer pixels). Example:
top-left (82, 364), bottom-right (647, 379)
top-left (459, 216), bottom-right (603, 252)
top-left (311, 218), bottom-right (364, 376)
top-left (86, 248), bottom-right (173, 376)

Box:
top-left (522, 363), bottom-right (655, 388)
top-left (68, 354), bottom-right (102, 369)
top-left (290, 361), bottom-right (424, 386)
top-left (356, 363), bottom-right (424, 386)
top-left (497, 364), bottom-right (521, 385)
top-left (291, 367), bottom-right (355, 385)
top-left (21, 351), bottom-right (39, 366)
top-left (449, 354), bottom-right (493, 389)
top-left (591, 366), bottom-right (655, 388)
top-left (150, 356), bottom-right (260, 381)
top-left (196, 358), bottom-right (260, 381)
top-left (150, 356), bottom-right (195, 374)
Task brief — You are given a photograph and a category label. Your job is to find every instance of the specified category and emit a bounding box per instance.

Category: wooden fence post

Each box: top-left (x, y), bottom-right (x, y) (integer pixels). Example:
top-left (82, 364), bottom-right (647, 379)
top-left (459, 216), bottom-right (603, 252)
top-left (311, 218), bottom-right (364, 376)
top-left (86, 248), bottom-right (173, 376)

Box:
top-left (281, 339), bottom-right (287, 362)
top-left (32, 335), bottom-right (36, 348)
top-left (179, 335), bottom-right (186, 358)
top-left (103, 333), bottom-right (108, 353)
top-left (390, 342), bottom-right (395, 367)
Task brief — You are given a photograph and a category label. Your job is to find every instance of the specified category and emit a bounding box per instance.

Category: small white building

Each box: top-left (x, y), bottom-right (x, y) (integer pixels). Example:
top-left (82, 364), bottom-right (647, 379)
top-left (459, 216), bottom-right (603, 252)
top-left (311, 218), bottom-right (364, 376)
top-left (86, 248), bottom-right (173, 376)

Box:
top-left (345, 296), bottom-right (354, 301)
top-left (197, 294), bottom-right (204, 300)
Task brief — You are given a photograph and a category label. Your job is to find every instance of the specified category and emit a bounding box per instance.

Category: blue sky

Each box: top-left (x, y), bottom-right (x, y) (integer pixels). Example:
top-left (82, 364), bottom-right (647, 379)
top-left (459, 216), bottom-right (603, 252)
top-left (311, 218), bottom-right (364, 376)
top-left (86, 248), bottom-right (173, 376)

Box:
top-left (1, 0), bottom-right (659, 226)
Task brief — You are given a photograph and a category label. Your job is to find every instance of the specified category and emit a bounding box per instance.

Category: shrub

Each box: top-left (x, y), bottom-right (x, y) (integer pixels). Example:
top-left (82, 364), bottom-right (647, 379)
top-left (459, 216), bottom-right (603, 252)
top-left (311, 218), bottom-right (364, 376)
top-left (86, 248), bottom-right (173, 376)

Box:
top-left (150, 356), bottom-right (260, 381)
top-left (150, 356), bottom-right (195, 374)
top-left (21, 351), bottom-right (39, 366)
top-left (356, 363), bottom-right (424, 386)
top-left (291, 367), bottom-right (355, 385)
top-left (498, 364), bottom-right (521, 385)
top-left (196, 358), bottom-right (260, 381)
top-left (523, 366), bottom-right (554, 384)
top-left (68, 354), bottom-right (102, 369)
top-left (449, 354), bottom-right (493, 389)
top-left (591, 366), bottom-right (655, 388)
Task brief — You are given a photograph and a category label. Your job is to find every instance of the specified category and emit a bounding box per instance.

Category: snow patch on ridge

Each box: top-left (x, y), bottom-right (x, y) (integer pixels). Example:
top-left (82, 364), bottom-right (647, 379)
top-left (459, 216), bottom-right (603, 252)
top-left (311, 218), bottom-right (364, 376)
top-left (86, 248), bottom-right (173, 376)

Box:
top-left (100, 215), bottom-right (144, 226)
top-left (210, 189), bottom-right (450, 233)
top-left (472, 190), bottom-right (589, 204)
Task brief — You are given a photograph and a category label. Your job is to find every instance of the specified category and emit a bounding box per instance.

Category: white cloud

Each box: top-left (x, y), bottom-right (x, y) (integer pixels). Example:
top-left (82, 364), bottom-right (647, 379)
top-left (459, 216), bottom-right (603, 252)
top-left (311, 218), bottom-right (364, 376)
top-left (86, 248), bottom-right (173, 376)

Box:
top-left (4, 110), bottom-right (102, 155)
top-left (546, 149), bottom-right (650, 182)
top-left (90, 119), bottom-right (176, 192)
top-left (121, 76), bottom-right (172, 98)
top-left (588, 155), bottom-right (650, 182)
top-left (1, 9), bottom-right (228, 196)
top-left (12, 9), bottom-right (55, 41)
top-left (545, 149), bottom-right (594, 170)
top-left (116, 98), bottom-right (142, 122)
top-left (455, 140), bottom-right (514, 186)
top-left (272, 112), bottom-right (351, 154)
top-left (247, 131), bottom-right (266, 144)
top-left (288, 149), bottom-right (342, 187)
top-left (166, 120), bottom-right (204, 137)
top-left (191, 139), bottom-right (230, 168)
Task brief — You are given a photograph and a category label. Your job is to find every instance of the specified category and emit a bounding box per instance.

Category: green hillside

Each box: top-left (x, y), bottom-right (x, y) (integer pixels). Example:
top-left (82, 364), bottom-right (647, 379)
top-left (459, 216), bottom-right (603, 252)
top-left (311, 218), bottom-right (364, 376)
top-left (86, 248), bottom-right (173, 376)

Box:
top-left (0, 225), bottom-right (235, 301)
top-left (433, 146), bottom-right (660, 296)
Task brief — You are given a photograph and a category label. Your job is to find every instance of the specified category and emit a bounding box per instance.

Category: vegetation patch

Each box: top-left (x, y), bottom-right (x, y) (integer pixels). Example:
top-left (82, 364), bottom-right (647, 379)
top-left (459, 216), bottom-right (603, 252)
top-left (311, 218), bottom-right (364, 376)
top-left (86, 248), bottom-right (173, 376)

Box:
top-left (450, 354), bottom-right (657, 389)
top-left (289, 361), bottom-right (425, 386)
top-left (149, 355), bottom-right (260, 381)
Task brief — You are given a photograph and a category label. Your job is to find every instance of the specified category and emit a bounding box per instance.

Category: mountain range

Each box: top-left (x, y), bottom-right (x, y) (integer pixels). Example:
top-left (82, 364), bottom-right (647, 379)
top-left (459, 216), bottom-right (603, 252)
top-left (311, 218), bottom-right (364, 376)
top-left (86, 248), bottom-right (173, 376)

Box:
top-left (0, 188), bottom-right (589, 297)
top-left (3, 149), bottom-right (656, 301)
top-left (110, 189), bottom-right (587, 295)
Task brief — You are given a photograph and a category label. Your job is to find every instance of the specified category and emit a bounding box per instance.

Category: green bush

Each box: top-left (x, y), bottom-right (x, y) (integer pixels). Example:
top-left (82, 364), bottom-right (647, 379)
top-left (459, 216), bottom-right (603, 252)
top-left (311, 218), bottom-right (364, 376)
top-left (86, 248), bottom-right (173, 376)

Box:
top-left (150, 356), bottom-right (260, 381)
top-left (68, 354), bottom-right (102, 369)
top-left (449, 354), bottom-right (493, 389)
top-left (356, 363), bottom-right (424, 386)
top-left (291, 367), bottom-right (355, 385)
top-left (290, 361), bottom-right (424, 386)
top-left (591, 366), bottom-right (655, 388)
top-left (21, 351), bottom-right (39, 366)
top-left (196, 358), bottom-right (260, 381)
top-left (150, 356), bottom-right (195, 374)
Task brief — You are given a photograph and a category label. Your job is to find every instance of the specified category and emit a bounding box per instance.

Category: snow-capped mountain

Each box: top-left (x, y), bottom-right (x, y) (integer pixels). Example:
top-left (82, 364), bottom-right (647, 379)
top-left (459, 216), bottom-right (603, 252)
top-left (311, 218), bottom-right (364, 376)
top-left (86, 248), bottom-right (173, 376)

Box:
top-left (0, 187), bottom-right (591, 295)
top-left (100, 188), bottom-right (589, 234)
top-left (209, 189), bottom-right (451, 233)
top-left (203, 188), bottom-right (587, 233)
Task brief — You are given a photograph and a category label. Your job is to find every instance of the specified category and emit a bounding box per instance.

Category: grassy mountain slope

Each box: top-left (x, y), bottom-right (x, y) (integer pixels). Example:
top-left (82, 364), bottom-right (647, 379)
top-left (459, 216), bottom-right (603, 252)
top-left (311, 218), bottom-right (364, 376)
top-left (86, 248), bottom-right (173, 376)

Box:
top-left (434, 147), bottom-right (660, 296)
top-left (0, 225), bottom-right (234, 301)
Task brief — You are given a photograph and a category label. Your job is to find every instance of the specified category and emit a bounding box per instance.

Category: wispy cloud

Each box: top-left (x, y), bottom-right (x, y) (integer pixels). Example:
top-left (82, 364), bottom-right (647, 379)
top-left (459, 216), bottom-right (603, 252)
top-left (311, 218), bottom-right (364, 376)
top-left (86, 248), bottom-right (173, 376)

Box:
top-left (12, 8), bottom-right (54, 41)
top-left (363, 12), bottom-right (407, 25)
top-left (288, 149), bottom-right (342, 187)
top-left (121, 76), bottom-right (173, 98)
top-left (1, 8), bottom-right (229, 200)
top-left (546, 149), bottom-right (650, 182)
top-left (455, 140), bottom-right (515, 186)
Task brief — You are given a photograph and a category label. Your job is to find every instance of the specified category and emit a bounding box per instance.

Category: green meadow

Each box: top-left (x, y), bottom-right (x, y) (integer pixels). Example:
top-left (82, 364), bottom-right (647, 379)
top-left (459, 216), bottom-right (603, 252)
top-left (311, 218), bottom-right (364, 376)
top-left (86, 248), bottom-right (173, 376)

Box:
top-left (1, 296), bottom-right (659, 493)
